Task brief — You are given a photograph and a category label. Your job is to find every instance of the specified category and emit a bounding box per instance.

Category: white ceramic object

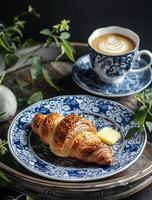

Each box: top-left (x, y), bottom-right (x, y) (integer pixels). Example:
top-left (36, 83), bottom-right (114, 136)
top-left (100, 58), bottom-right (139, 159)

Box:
top-left (0, 85), bottom-right (17, 122)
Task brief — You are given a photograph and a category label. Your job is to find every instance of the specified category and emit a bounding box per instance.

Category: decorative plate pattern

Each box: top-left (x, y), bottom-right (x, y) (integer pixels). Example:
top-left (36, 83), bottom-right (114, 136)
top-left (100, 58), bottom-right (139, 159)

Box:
top-left (8, 95), bottom-right (146, 182)
top-left (73, 55), bottom-right (152, 97)
top-left (89, 47), bottom-right (135, 77)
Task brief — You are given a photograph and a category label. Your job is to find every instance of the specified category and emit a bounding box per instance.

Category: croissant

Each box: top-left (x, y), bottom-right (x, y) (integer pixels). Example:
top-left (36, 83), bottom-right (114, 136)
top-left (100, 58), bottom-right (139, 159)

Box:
top-left (32, 113), bottom-right (112, 166)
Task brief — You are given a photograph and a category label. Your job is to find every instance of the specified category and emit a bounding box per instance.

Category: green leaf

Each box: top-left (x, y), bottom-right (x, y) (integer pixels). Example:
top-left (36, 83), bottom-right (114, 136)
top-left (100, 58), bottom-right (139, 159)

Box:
top-left (8, 26), bottom-right (23, 37)
top-left (52, 35), bottom-right (60, 47)
top-left (134, 109), bottom-right (148, 128)
top-left (55, 45), bottom-right (65, 61)
top-left (27, 92), bottom-right (43, 105)
top-left (131, 88), bottom-right (152, 141)
top-left (61, 39), bottom-right (75, 62)
top-left (28, 5), bottom-right (40, 18)
top-left (135, 93), bottom-right (145, 105)
top-left (0, 139), bottom-right (8, 155)
top-left (53, 19), bottom-right (70, 33)
top-left (11, 80), bottom-right (23, 94)
top-left (0, 38), bottom-right (13, 52)
top-left (30, 56), bottom-right (42, 82)
top-left (14, 19), bottom-right (26, 30)
top-left (144, 89), bottom-right (152, 103)
top-left (28, 5), bottom-right (34, 12)
top-left (125, 127), bottom-right (141, 139)
top-left (42, 68), bottom-right (60, 91)
top-left (0, 112), bottom-right (5, 116)
top-left (0, 29), bottom-right (18, 52)
top-left (148, 101), bottom-right (152, 112)
top-left (17, 98), bottom-right (27, 107)
top-left (0, 171), bottom-right (10, 185)
top-left (60, 32), bottom-right (70, 40)
top-left (41, 19), bottom-right (75, 62)
top-left (26, 195), bottom-right (33, 200)
top-left (146, 121), bottom-right (152, 132)
top-left (0, 72), bottom-right (5, 85)
top-left (11, 36), bottom-right (21, 44)
top-left (4, 53), bottom-right (18, 69)
top-left (40, 29), bottom-right (52, 36)
top-left (22, 38), bottom-right (37, 48)
top-left (139, 105), bottom-right (147, 111)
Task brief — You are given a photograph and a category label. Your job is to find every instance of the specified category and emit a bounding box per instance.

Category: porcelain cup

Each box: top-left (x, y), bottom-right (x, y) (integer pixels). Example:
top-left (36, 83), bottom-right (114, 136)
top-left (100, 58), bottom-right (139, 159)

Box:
top-left (88, 26), bottom-right (152, 83)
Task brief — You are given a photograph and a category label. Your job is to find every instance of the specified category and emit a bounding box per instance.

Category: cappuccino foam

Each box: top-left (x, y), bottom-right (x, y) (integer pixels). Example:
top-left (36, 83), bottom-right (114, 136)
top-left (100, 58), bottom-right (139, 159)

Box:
top-left (91, 33), bottom-right (135, 55)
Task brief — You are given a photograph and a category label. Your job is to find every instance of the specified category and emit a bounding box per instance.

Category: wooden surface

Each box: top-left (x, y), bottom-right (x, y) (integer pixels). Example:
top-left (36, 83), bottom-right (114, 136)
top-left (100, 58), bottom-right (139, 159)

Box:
top-left (1, 43), bottom-right (150, 200)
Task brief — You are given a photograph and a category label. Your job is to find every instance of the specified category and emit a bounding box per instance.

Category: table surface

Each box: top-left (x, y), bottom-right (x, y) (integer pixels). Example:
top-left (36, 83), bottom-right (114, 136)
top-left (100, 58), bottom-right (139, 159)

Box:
top-left (0, 43), bottom-right (152, 200)
top-left (0, 184), bottom-right (152, 200)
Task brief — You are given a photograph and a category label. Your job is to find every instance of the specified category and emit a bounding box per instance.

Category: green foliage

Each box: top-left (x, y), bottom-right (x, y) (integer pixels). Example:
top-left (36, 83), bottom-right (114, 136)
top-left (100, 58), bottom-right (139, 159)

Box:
top-left (26, 195), bottom-right (33, 200)
top-left (60, 32), bottom-right (70, 40)
top-left (22, 39), bottom-right (38, 48)
top-left (30, 55), bottom-right (59, 90)
top-left (0, 112), bottom-right (5, 116)
top-left (0, 15), bottom-right (74, 92)
top-left (42, 68), bottom-right (60, 91)
top-left (0, 139), bottom-right (8, 155)
top-left (12, 80), bottom-right (23, 94)
top-left (40, 29), bottom-right (52, 36)
top-left (40, 19), bottom-right (75, 62)
top-left (30, 55), bottom-right (42, 82)
top-left (11, 77), bottom-right (44, 107)
top-left (60, 39), bottom-right (75, 62)
top-left (17, 98), bottom-right (27, 107)
top-left (53, 19), bottom-right (70, 33)
top-left (145, 121), bottom-right (152, 132)
top-left (0, 6), bottom-right (74, 100)
top-left (0, 72), bottom-right (5, 85)
top-left (0, 5), bottom-right (39, 69)
top-left (126, 89), bottom-right (152, 139)
top-left (0, 133), bottom-right (10, 186)
top-left (125, 127), bottom-right (141, 139)
top-left (28, 5), bottom-right (40, 18)
top-left (27, 91), bottom-right (43, 105)
top-left (0, 171), bottom-right (10, 185)
top-left (0, 139), bottom-right (10, 187)
top-left (6, 194), bottom-right (33, 200)
top-left (4, 53), bottom-right (18, 69)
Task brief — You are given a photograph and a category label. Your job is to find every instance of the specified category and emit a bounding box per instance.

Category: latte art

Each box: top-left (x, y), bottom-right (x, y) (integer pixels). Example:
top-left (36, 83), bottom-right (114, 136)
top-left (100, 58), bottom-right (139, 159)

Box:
top-left (91, 33), bottom-right (135, 55)
top-left (103, 36), bottom-right (123, 50)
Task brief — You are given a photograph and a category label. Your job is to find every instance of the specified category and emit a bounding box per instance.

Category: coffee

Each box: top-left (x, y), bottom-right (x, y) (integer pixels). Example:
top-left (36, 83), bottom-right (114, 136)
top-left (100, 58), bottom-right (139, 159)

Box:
top-left (91, 33), bottom-right (135, 55)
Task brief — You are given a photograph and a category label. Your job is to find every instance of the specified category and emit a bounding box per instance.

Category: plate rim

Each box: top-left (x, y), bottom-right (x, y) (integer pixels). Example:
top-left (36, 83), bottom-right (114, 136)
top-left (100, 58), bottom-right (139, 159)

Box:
top-left (7, 95), bottom-right (147, 182)
top-left (72, 55), bottom-right (152, 97)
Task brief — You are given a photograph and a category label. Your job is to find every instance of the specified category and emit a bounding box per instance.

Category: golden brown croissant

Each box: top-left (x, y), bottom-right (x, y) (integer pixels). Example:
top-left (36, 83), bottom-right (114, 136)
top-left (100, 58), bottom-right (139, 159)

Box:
top-left (32, 113), bottom-right (113, 166)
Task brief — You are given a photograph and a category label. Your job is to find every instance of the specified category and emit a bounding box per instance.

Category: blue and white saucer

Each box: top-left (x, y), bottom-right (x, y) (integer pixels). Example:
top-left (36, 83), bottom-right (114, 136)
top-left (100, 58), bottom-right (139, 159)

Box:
top-left (8, 95), bottom-right (146, 182)
top-left (73, 55), bottom-right (152, 97)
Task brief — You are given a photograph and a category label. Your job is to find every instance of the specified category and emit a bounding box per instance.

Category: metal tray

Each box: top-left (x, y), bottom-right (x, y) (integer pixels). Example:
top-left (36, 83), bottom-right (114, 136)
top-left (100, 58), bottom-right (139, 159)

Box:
top-left (0, 43), bottom-right (152, 199)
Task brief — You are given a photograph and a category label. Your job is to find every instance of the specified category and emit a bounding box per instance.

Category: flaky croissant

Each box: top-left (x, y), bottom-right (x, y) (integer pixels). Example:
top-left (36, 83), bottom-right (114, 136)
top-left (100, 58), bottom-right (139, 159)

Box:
top-left (32, 113), bottom-right (112, 166)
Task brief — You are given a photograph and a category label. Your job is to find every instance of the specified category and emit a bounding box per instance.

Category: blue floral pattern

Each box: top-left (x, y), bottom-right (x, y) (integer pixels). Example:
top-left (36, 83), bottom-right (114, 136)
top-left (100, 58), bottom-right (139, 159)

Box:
top-left (8, 95), bottom-right (146, 181)
top-left (73, 55), bottom-right (152, 97)
top-left (90, 48), bottom-right (135, 78)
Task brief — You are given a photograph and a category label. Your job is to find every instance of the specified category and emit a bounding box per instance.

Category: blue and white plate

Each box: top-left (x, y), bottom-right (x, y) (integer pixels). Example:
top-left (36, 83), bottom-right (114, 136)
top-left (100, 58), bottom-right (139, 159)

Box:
top-left (8, 95), bottom-right (146, 182)
top-left (73, 55), bottom-right (152, 97)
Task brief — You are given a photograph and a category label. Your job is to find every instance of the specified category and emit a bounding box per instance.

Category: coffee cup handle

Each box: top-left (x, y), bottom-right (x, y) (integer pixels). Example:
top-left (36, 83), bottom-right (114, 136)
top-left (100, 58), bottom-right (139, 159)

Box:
top-left (130, 50), bottom-right (152, 72)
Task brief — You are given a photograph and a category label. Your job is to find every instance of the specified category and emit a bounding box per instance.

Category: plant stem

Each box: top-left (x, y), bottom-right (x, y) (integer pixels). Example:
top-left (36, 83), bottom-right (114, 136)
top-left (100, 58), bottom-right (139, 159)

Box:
top-left (15, 194), bottom-right (25, 200)
top-left (0, 72), bottom-right (5, 85)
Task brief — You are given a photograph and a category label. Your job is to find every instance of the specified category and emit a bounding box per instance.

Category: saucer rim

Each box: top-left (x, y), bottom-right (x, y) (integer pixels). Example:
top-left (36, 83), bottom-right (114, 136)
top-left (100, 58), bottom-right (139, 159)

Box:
top-left (72, 55), bottom-right (152, 98)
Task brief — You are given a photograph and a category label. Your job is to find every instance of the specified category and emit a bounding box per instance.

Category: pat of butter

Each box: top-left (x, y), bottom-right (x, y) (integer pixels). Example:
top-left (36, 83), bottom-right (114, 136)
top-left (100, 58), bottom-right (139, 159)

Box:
top-left (97, 127), bottom-right (121, 145)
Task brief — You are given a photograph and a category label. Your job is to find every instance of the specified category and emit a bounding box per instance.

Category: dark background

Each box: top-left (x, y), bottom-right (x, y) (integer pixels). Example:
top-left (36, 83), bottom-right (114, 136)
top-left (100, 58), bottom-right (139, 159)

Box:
top-left (1, 1), bottom-right (152, 199)
top-left (1, 0), bottom-right (152, 51)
